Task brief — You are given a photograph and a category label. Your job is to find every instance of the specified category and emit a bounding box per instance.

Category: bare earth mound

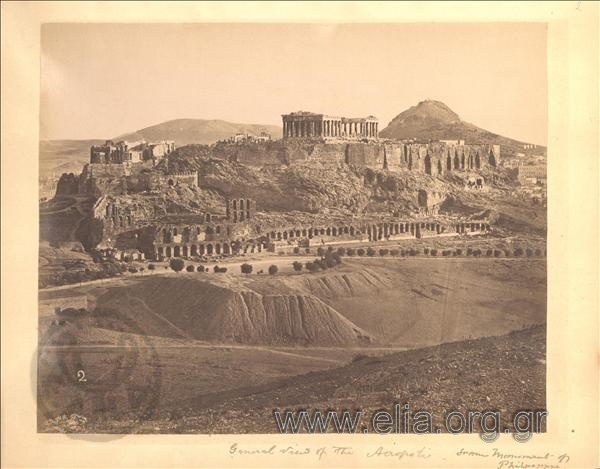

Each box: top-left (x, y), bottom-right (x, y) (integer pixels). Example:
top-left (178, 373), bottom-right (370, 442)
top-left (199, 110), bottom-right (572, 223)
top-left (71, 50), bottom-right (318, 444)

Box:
top-left (95, 277), bottom-right (373, 346)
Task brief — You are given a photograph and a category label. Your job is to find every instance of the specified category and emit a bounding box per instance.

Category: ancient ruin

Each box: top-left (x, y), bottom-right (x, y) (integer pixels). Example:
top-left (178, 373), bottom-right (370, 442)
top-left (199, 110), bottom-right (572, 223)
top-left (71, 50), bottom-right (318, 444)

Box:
top-left (282, 112), bottom-right (379, 139)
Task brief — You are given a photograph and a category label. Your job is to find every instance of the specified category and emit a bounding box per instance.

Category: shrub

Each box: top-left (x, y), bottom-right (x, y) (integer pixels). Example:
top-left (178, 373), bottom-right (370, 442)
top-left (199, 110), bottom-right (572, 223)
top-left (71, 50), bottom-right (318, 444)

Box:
top-left (332, 253), bottom-right (342, 265)
top-left (526, 248), bottom-right (533, 257)
top-left (325, 256), bottom-right (336, 268)
top-left (327, 246), bottom-right (334, 252)
top-left (504, 249), bottom-right (511, 257)
top-left (346, 248), bottom-right (355, 256)
top-left (466, 248), bottom-right (473, 256)
top-left (535, 248), bottom-right (542, 257)
top-left (292, 261), bottom-right (303, 272)
top-left (317, 247), bottom-right (325, 257)
top-left (514, 248), bottom-right (524, 257)
top-left (493, 250), bottom-right (502, 257)
top-left (379, 248), bottom-right (389, 256)
top-left (442, 250), bottom-right (451, 257)
top-left (213, 265), bottom-right (220, 273)
top-left (305, 261), bottom-right (319, 272)
top-left (293, 247), bottom-right (300, 254)
top-left (337, 247), bottom-right (346, 256)
top-left (148, 263), bottom-right (156, 271)
top-left (357, 248), bottom-right (365, 256)
top-left (400, 249), bottom-right (406, 257)
top-left (305, 247), bottom-right (310, 254)
top-left (241, 263), bottom-right (253, 275)
top-left (196, 265), bottom-right (205, 272)
top-left (186, 265), bottom-right (195, 272)
top-left (127, 267), bottom-right (138, 273)
top-left (390, 249), bottom-right (399, 256)
top-left (220, 267), bottom-right (227, 273)
top-left (455, 249), bottom-right (463, 256)
top-left (169, 258), bottom-right (185, 272)
top-left (424, 248), bottom-right (430, 255)
top-left (366, 247), bottom-right (376, 257)
top-left (473, 249), bottom-right (482, 257)
top-left (409, 249), bottom-right (417, 256)
top-left (486, 249), bottom-right (493, 257)
top-left (430, 249), bottom-right (438, 256)
top-left (278, 250), bottom-right (285, 256)
top-left (268, 264), bottom-right (278, 275)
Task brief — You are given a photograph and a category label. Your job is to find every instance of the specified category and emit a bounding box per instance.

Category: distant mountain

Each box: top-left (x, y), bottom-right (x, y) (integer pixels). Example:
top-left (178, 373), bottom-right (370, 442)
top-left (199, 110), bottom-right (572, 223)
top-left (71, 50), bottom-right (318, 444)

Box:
top-left (39, 119), bottom-right (283, 178)
top-left (379, 100), bottom-right (544, 156)
top-left (115, 118), bottom-right (282, 146)
top-left (39, 139), bottom-right (103, 178)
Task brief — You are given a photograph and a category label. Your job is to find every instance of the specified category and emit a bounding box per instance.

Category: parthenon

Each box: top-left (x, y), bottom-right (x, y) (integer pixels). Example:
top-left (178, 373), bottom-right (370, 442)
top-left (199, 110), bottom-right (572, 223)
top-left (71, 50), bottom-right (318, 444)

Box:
top-left (282, 111), bottom-right (378, 139)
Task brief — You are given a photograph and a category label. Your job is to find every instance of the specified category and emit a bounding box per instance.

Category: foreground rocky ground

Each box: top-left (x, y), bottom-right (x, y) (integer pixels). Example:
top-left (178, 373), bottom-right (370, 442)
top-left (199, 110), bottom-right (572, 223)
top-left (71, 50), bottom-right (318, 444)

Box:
top-left (40, 325), bottom-right (545, 434)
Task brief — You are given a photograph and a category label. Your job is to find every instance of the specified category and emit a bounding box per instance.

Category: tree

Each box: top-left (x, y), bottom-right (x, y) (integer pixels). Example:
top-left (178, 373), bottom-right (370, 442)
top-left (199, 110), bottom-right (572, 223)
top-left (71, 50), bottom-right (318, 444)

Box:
top-left (525, 248), bottom-right (533, 257)
top-left (390, 249), bottom-right (399, 257)
top-left (219, 267), bottom-right (228, 273)
top-left (357, 248), bottom-right (365, 256)
top-left (241, 263), bottom-right (253, 275)
top-left (305, 261), bottom-right (319, 273)
top-left (292, 261), bottom-right (303, 272)
top-left (514, 248), bottom-right (524, 257)
top-left (337, 247), bottom-right (345, 256)
top-left (186, 265), bottom-right (195, 272)
top-left (430, 249), bottom-right (438, 256)
top-left (169, 258), bottom-right (185, 272)
top-left (213, 265), bottom-right (221, 273)
top-left (494, 250), bottom-right (502, 257)
top-left (293, 247), bottom-right (300, 254)
top-left (366, 247), bottom-right (375, 257)
top-left (304, 247), bottom-right (311, 254)
top-left (268, 264), bottom-right (278, 275)
top-left (346, 248), bottom-right (355, 256)
top-left (317, 247), bottom-right (325, 257)
top-left (325, 255), bottom-right (336, 268)
top-left (455, 249), bottom-right (463, 256)
top-left (379, 248), bottom-right (389, 256)
top-left (196, 265), bottom-right (205, 272)
top-left (332, 253), bottom-right (342, 265)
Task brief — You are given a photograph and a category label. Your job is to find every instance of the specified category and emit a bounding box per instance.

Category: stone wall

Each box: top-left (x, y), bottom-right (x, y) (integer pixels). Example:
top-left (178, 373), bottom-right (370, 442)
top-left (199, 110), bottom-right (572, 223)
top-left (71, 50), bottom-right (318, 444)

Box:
top-left (210, 140), bottom-right (499, 174)
top-left (78, 164), bottom-right (129, 197)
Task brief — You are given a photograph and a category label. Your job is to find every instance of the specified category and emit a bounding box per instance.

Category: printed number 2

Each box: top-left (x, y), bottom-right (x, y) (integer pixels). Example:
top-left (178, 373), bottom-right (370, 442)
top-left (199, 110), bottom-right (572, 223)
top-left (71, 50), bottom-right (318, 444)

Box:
top-left (77, 370), bottom-right (87, 382)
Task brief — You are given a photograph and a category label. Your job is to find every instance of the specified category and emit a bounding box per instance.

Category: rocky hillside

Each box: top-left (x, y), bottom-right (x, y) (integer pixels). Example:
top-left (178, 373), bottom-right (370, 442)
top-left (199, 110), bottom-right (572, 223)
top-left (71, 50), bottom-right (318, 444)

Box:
top-left (116, 118), bottom-right (282, 145)
top-left (380, 100), bottom-right (544, 157)
top-left (171, 324), bottom-right (546, 433)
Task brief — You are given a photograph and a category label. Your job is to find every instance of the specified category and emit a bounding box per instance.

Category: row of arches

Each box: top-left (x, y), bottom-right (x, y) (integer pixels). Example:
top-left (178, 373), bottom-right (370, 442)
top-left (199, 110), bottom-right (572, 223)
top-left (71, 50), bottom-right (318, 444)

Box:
top-left (366, 221), bottom-right (443, 241)
top-left (161, 223), bottom-right (229, 243)
top-left (266, 225), bottom-right (360, 241)
top-left (455, 223), bottom-right (491, 233)
top-left (157, 241), bottom-right (263, 259)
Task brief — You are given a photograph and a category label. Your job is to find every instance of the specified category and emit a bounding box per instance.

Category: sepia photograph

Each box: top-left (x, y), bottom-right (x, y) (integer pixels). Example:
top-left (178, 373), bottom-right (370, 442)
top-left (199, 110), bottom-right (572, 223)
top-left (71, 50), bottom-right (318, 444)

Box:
top-left (37, 22), bottom-right (549, 435)
top-left (1, 2), bottom-right (598, 468)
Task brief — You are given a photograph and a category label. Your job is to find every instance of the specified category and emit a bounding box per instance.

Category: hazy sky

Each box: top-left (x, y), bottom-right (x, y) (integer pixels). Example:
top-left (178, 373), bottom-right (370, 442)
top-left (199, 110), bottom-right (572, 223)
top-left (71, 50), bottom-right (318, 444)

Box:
top-left (41, 23), bottom-right (547, 144)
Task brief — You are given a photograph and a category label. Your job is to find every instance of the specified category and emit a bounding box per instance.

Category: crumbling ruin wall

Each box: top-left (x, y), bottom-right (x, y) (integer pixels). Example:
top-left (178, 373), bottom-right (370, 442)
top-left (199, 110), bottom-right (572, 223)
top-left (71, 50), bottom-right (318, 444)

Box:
top-left (55, 173), bottom-right (80, 196)
top-left (212, 141), bottom-right (288, 166)
top-left (78, 164), bottom-right (128, 197)
top-left (345, 143), bottom-right (386, 168)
